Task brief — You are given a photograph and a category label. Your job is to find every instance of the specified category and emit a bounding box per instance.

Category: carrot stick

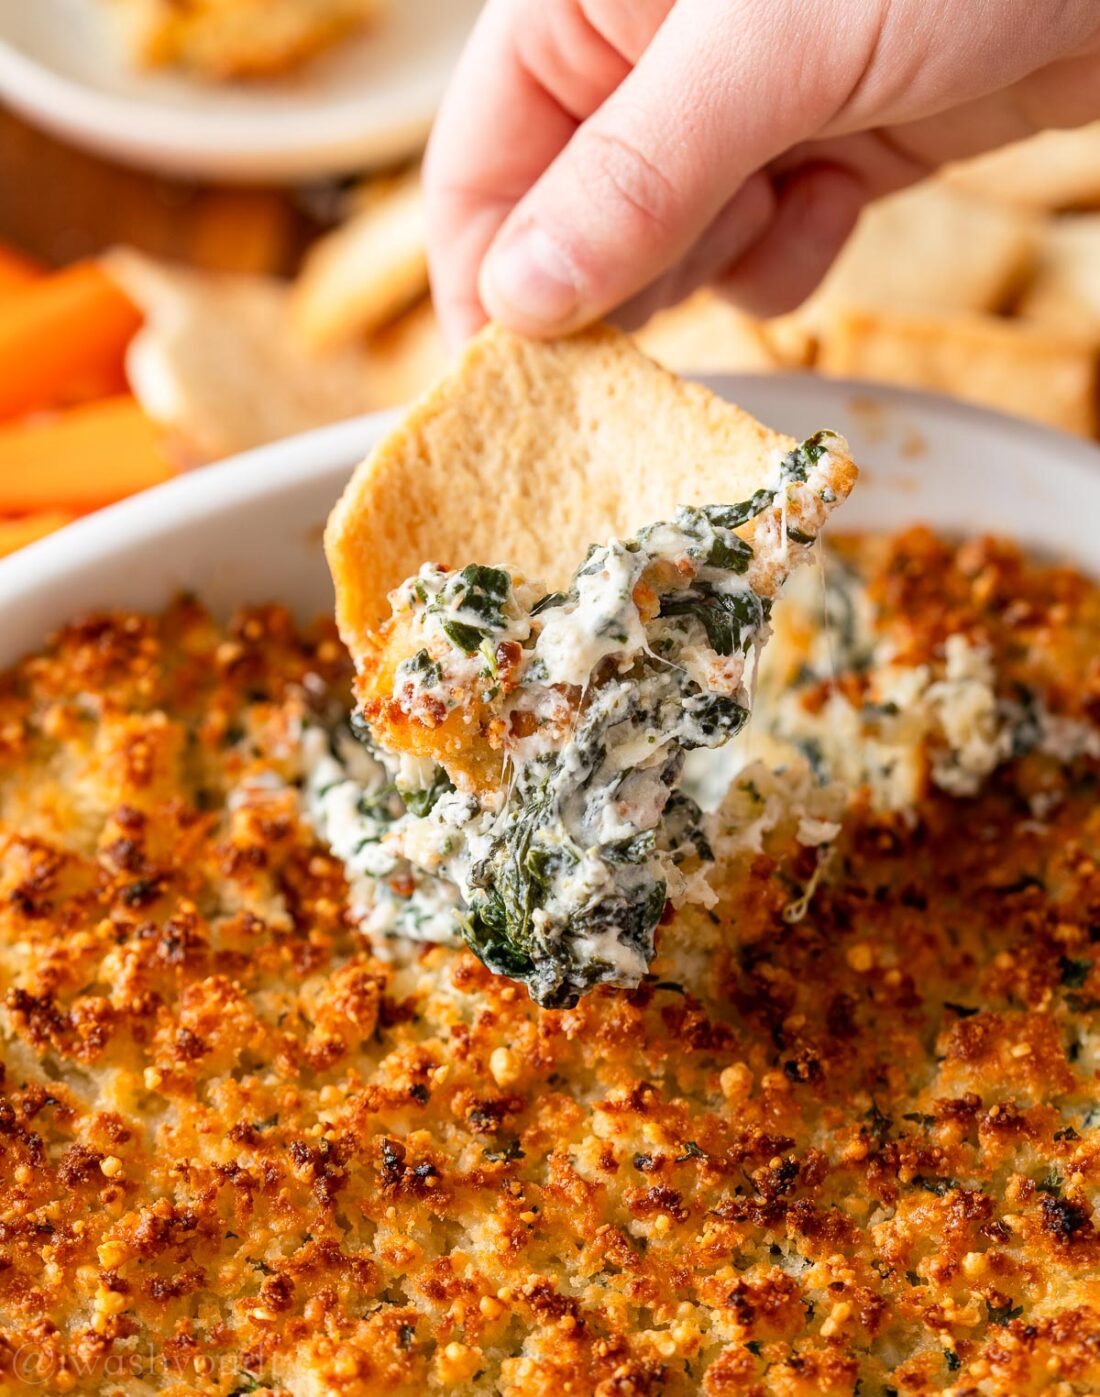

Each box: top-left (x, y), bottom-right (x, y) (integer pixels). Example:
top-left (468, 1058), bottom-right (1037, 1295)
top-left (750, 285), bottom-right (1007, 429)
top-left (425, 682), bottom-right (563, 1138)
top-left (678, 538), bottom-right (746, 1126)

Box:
top-left (0, 242), bottom-right (44, 296)
top-left (0, 511), bottom-right (73, 559)
top-left (0, 262), bottom-right (142, 419)
top-left (0, 397), bottom-right (173, 512)
top-left (53, 361), bottom-right (131, 409)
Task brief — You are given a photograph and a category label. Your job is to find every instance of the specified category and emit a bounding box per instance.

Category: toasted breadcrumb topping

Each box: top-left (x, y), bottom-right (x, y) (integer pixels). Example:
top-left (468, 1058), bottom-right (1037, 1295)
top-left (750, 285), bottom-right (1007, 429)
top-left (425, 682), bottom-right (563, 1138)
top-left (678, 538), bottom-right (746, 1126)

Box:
top-left (0, 529), bottom-right (1099, 1395)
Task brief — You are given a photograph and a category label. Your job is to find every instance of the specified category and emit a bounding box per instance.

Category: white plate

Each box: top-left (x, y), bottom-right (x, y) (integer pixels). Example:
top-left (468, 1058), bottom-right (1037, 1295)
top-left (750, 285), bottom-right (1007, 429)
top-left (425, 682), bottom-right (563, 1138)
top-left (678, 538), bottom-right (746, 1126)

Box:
top-left (0, 0), bottom-right (481, 181)
top-left (1, 375), bottom-right (1098, 669)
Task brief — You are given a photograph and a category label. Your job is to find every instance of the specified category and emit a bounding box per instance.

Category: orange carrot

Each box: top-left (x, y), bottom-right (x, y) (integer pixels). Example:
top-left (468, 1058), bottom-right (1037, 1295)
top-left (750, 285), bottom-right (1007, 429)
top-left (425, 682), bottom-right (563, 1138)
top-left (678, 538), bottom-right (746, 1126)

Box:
top-left (0, 262), bottom-right (142, 419)
top-left (53, 361), bottom-right (131, 409)
top-left (0, 397), bottom-right (173, 512)
top-left (0, 242), bottom-right (44, 296)
top-left (0, 511), bottom-right (73, 559)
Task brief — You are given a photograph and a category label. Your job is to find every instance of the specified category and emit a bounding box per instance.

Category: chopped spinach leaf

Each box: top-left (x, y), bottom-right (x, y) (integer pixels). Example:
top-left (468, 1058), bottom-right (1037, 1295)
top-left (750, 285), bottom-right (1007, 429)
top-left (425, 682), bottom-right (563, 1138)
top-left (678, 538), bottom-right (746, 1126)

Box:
top-left (401, 766), bottom-right (455, 818)
top-left (1035, 1169), bottom-right (1063, 1197)
top-left (531, 590), bottom-right (570, 615)
top-left (1059, 956), bottom-right (1091, 989)
top-left (913, 1175), bottom-right (959, 1197)
top-left (863, 1100), bottom-right (893, 1145)
top-left (442, 618), bottom-right (489, 653)
top-left (229, 1375), bottom-right (265, 1397)
top-left (482, 1139), bottom-right (525, 1163)
top-left (987, 1298), bottom-right (1023, 1326)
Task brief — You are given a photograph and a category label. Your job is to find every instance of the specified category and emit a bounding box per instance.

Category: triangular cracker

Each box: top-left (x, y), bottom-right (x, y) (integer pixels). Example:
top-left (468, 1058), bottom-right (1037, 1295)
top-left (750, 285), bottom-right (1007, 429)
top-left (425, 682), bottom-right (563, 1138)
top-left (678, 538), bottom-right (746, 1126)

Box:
top-left (321, 325), bottom-right (857, 1004)
top-left (105, 250), bottom-right (374, 464)
top-left (326, 322), bottom-right (851, 669)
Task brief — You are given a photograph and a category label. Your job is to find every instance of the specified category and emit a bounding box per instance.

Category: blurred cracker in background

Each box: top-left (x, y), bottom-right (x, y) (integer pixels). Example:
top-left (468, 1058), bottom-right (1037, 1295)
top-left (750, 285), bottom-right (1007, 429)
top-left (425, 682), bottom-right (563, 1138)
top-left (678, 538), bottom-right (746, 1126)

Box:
top-left (631, 126), bottom-right (1100, 442)
top-left (635, 292), bottom-right (787, 375)
top-left (292, 166), bottom-right (427, 350)
top-left (817, 308), bottom-right (1099, 439)
top-left (361, 298), bottom-right (448, 412)
top-left (107, 250), bottom-right (375, 461)
top-left (941, 123), bottom-right (1100, 211)
top-left (1018, 215), bottom-right (1100, 334)
top-left (793, 182), bottom-right (1040, 326)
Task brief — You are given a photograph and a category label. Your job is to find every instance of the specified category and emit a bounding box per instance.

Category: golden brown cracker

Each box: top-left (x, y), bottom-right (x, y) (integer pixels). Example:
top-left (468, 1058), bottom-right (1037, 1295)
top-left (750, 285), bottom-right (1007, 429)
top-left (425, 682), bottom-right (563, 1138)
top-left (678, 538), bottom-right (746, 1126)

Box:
top-left (819, 306), bottom-right (1099, 438)
top-left (326, 322), bottom-right (856, 670)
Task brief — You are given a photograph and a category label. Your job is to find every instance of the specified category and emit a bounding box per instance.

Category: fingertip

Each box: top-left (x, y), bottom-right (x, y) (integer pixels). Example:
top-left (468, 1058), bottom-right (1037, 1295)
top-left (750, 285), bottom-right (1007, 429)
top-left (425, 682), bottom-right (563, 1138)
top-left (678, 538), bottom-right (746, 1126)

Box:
top-left (479, 222), bottom-right (588, 337)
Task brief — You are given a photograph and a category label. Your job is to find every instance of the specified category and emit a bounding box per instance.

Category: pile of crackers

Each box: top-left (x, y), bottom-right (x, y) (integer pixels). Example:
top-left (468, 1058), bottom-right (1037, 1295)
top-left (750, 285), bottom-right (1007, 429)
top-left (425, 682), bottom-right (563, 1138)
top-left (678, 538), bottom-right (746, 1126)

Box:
top-left (291, 122), bottom-right (1100, 441)
top-left (113, 122), bottom-right (1100, 462)
top-left (640, 124), bottom-right (1100, 440)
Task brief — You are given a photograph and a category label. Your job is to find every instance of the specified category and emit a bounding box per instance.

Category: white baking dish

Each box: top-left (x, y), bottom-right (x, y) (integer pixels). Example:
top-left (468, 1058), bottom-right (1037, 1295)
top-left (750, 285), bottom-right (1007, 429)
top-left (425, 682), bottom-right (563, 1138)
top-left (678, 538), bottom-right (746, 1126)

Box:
top-left (2, 375), bottom-right (1099, 671)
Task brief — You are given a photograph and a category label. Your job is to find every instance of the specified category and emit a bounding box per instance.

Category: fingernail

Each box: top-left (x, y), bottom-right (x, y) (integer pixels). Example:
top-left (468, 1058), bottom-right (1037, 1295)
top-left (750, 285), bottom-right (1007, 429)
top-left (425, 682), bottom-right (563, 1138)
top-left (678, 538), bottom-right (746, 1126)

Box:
top-left (484, 225), bottom-right (581, 328)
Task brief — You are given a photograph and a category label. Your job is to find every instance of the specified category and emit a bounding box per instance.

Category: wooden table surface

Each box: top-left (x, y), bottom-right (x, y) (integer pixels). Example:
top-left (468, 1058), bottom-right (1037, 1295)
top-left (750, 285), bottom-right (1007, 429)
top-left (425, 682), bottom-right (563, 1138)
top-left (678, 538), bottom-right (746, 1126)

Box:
top-left (0, 106), bottom-right (326, 275)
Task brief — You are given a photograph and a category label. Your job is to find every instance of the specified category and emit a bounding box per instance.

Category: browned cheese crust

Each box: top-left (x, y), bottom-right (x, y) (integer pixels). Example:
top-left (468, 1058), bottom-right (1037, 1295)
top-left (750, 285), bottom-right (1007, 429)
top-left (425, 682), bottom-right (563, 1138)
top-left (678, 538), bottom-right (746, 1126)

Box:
top-left (0, 529), bottom-right (1099, 1395)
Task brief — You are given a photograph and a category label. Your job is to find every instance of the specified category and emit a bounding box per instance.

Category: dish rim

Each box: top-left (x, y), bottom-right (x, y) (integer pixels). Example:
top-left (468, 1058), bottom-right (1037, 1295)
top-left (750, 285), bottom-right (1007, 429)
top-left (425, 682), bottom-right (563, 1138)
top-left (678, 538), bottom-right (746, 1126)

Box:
top-left (3, 370), bottom-right (1097, 573)
top-left (1, 373), bottom-right (1098, 665)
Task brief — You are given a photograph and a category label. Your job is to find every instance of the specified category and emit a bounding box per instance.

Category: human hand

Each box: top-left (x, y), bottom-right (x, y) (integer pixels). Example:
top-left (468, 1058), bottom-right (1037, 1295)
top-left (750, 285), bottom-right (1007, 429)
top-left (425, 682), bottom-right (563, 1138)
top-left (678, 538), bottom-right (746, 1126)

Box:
top-left (424, 0), bottom-right (1100, 345)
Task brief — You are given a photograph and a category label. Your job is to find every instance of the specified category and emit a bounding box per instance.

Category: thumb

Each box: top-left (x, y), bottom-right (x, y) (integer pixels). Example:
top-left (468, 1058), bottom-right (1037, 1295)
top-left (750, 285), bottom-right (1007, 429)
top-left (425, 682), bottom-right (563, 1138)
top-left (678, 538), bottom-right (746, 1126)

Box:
top-left (478, 0), bottom-right (846, 336)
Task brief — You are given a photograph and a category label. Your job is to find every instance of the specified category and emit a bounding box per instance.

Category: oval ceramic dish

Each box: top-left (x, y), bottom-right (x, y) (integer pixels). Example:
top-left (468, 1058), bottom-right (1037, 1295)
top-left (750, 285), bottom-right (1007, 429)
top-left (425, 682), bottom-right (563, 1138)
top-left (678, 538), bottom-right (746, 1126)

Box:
top-left (1, 375), bottom-right (1098, 671)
